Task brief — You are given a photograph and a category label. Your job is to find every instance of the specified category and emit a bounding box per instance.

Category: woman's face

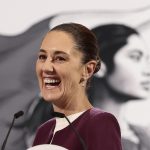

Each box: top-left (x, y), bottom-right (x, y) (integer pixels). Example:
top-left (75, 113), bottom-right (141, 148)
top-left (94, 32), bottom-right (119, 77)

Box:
top-left (36, 31), bottom-right (85, 103)
top-left (106, 34), bottom-right (150, 99)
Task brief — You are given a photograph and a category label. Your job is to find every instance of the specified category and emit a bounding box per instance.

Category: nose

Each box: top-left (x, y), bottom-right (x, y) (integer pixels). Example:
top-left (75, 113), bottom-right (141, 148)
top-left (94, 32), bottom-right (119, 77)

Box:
top-left (42, 58), bottom-right (54, 73)
top-left (147, 53), bottom-right (150, 64)
top-left (143, 54), bottom-right (150, 76)
top-left (143, 71), bottom-right (150, 76)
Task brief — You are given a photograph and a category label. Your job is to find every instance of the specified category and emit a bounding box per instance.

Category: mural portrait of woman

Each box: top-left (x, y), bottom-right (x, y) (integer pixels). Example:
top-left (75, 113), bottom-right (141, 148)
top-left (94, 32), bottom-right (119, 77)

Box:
top-left (88, 24), bottom-right (150, 150)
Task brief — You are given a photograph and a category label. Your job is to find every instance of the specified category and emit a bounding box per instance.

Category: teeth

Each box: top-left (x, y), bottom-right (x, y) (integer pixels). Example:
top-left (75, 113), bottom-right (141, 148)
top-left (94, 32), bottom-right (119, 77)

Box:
top-left (44, 78), bottom-right (60, 84)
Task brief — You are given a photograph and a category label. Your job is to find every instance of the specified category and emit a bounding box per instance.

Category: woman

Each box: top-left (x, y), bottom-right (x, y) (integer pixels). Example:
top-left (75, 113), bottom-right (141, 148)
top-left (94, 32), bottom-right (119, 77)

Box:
top-left (30, 23), bottom-right (122, 150)
top-left (89, 24), bottom-right (150, 150)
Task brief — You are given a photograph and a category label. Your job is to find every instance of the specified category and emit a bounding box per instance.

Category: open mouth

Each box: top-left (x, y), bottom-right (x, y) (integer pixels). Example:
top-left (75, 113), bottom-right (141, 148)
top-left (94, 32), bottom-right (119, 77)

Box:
top-left (43, 78), bottom-right (61, 88)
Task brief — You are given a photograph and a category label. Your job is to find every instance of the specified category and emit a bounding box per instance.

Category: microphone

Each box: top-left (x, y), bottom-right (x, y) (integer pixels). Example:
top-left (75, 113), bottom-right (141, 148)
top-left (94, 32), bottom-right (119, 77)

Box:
top-left (14, 111), bottom-right (24, 119)
top-left (52, 112), bottom-right (87, 150)
top-left (1, 111), bottom-right (24, 150)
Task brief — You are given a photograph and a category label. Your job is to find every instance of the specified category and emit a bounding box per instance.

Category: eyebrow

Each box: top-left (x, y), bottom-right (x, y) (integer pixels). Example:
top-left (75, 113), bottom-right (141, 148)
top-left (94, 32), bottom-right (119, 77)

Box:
top-left (130, 49), bottom-right (143, 55)
top-left (39, 49), bottom-right (46, 53)
top-left (39, 49), bottom-right (69, 56)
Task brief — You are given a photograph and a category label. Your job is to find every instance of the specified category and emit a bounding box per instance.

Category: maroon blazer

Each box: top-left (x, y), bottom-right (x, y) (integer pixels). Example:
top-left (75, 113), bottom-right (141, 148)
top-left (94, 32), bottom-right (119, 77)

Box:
top-left (33, 108), bottom-right (122, 150)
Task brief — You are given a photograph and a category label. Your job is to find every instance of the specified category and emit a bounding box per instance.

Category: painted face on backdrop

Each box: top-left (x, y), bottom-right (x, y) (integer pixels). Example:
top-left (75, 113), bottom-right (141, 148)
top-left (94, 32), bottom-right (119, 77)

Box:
top-left (36, 31), bottom-right (85, 103)
top-left (106, 34), bottom-right (150, 99)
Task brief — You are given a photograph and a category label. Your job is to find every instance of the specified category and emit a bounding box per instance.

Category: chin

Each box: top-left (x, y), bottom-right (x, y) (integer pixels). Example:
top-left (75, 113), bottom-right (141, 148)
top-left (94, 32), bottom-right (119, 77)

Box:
top-left (40, 86), bottom-right (63, 101)
top-left (43, 96), bottom-right (59, 102)
top-left (132, 88), bottom-right (149, 98)
top-left (124, 91), bottom-right (148, 100)
top-left (42, 96), bottom-right (53, 102)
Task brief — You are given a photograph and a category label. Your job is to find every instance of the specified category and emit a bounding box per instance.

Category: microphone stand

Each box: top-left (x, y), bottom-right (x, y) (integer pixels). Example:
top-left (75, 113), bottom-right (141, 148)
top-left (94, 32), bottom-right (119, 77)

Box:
top-left (1, 111), bottom-right (24, 150)
top-left (52, 112), bottom-right (87, 150)
top-left (1, 117), bottom-right (15, 150)
top-left (64, 115), bottom-right (87, 150)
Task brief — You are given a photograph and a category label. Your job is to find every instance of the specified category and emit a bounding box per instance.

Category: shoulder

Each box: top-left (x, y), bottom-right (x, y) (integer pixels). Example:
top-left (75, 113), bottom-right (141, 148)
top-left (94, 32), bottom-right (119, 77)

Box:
top-left (87, 108), bottom-right (122, 149)
top-left (89, 107), bottom-right (121, 135)
top-left (33, 118), bottom-right (55, 146)
top-left (37, 118), bottom-right (55, 133)
top-left (88, 107), bottom-right (106, 117)
top-left (89, 107), bottom-right (119, 123)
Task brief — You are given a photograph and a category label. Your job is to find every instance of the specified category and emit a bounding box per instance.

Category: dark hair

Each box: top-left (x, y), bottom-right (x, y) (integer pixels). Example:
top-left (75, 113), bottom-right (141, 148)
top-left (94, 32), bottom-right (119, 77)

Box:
top-left (50, 23), bottom-right (101, 74)
top-left (92, 24), bottom-right (139, 74)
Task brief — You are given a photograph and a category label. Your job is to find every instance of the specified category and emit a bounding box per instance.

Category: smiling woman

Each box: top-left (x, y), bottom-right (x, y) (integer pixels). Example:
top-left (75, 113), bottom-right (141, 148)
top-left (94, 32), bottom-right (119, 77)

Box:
top-left (30, 23), bottom-right (122, 150)
top-left (36, 31), bottom-right (85, 103)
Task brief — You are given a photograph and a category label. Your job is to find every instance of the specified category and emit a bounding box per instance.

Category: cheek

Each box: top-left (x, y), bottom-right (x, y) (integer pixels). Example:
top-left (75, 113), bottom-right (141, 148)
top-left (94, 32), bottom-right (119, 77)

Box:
top-left (116, 60), bottom-right (142, 83)
top-left (61, 67), bottom-right (81, 88)
top-left (109, 71), bottom-right (130, 87)
top-left (107, 53), bottom-right (146, 96)
top-left (62, 71), bottom-right (79, 86)
top-left (113, 56), bottom-right (140, 79)
top-left (107, 64), bottom-right (142, 96)
top-left (64, 76), bottom-right (76, 91)
top-left (36, 61), bottom-right (41, 75)
top-left (107, 62), bottom-right (129, 88)
top-left (36, 62), bottom-right (43, 84)
top-left (114, 52), bottom-right (143, 78)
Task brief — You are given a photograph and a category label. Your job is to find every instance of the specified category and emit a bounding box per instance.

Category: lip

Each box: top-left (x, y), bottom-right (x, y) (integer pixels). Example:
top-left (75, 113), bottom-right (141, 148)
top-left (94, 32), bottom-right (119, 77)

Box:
top-left (141, 81), bottom-right (150, 91)
top-left (42, 77), bottom-right (61, 90)
top-left (43, 81), bottom-right (61, 90)
top-left (40, 71), bottom-right (62, 89)
top-left (44, 83), bottom-right (61, 90)
top-left (42, 72), bottom-right (61, 81)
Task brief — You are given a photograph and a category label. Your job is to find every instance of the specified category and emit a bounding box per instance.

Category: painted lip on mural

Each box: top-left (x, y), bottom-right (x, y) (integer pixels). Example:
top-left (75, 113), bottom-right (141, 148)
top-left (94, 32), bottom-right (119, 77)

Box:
top-left (141, 81), bottom-right (150, 91)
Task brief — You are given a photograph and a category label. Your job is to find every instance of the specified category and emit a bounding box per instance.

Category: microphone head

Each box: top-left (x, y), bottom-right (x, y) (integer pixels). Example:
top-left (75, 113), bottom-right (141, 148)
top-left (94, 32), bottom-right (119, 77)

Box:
top-left (14, 111), bottom-right (24, 119)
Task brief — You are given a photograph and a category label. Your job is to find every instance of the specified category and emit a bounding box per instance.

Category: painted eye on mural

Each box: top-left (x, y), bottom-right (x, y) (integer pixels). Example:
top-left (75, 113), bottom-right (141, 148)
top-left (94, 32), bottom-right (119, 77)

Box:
top-left (128, 50), bottom-right (143, 62)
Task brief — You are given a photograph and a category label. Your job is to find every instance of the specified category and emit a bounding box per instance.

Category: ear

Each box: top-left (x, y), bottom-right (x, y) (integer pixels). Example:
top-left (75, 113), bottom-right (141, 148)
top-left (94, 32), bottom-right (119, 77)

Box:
top-left (94, 61), bottom-right (107, 78)
top-left (83, 60), bottom-right (97, 80)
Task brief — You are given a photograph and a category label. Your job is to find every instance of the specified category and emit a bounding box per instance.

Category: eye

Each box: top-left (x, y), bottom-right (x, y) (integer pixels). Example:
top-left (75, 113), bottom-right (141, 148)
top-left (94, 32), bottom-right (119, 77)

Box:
top-left (54, 56), bottom-right (66, 62)
top-left (129, 54), bottom-right (141, 61)
top-left (38, 54), bottom-right (47, 61)
top-left (128, 50), bottom-right (143, 62)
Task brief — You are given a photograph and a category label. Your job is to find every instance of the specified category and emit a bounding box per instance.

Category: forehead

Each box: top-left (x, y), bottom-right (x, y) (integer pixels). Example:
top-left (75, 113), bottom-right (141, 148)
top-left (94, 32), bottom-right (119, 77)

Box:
top-left (127, 35), bottom-right (146, 51)
top-left (41, 31), bottom-right (76, 55)
top-left (115, 34), bottom-right (148, 56)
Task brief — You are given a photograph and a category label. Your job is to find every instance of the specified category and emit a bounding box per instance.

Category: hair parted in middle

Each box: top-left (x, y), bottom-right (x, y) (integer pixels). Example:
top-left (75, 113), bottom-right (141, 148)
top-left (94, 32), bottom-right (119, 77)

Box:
top-left (50, 22), bottom-right (101, 74)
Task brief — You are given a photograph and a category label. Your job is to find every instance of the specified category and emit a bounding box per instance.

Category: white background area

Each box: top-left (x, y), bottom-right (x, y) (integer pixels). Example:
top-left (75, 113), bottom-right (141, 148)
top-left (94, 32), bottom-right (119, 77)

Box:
top-left (0, 0), bottom-right (150, 35)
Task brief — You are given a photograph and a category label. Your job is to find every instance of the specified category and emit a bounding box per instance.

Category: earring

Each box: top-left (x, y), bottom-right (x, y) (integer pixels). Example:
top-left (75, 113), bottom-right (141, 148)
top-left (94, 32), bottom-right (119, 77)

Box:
top-left (81, 81), bottom-right (85, 87)
top-left (81, 76), bottom-right (87, 87)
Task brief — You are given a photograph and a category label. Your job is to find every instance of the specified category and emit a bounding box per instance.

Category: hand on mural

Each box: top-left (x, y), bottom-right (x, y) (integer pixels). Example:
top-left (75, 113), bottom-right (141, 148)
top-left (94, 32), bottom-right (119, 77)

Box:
top-left (129, 124), bottom-right (150, 150)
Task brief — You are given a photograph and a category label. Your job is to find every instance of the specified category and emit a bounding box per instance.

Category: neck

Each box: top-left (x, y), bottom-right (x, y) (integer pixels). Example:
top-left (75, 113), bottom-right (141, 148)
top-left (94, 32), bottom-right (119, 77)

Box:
top-left (92, 78), bottom-right (128, 117)
top-left (93, 78), bottom-right (131, 103)
top-left (52, 92), bottom-right (93, 116)
top-left (94, 97), bottom-right (124, 118)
